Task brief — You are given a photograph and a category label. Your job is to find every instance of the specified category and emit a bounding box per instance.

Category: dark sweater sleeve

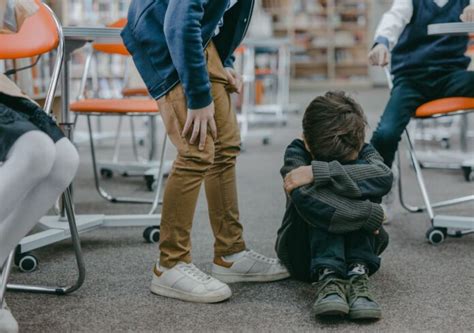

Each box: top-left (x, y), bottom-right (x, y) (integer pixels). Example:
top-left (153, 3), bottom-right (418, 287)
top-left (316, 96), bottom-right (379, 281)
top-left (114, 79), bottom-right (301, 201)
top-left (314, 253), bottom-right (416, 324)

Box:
top-left (281, 140), bottom-right (385, 234)
top-left (163, 0), bottom-right (212, 110)
top-left (311, 144), bottom-right (393, 199)
top-left (290, 185), bottom-right (384, 234)
top-left (280, 139), bottom-right (312, 178)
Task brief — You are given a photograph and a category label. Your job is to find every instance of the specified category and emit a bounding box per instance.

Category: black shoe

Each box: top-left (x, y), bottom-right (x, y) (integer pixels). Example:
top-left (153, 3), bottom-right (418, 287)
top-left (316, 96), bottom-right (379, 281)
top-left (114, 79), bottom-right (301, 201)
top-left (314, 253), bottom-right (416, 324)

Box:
top-left (347, 274), bottom-right (382, 320)
top-left (312, 277), bottom-right (349, 317)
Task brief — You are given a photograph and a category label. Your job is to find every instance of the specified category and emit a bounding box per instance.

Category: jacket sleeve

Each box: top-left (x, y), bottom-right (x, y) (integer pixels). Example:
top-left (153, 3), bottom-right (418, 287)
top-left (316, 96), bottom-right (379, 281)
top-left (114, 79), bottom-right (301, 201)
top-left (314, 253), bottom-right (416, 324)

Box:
top-left (290, 186), bottom-right (385, 235)
top-left (280, 139), bottom-right (312, 178)
top-left (281, 140), bottom-right (384, 234)
top-left (373, 0), bottom-right (412, 50)
top-left (163, 0), bottom-right (213, 110)
top-left (223, 55), bottom-right (235, 69)
top-left (311, 144), bottom-right (393, 200)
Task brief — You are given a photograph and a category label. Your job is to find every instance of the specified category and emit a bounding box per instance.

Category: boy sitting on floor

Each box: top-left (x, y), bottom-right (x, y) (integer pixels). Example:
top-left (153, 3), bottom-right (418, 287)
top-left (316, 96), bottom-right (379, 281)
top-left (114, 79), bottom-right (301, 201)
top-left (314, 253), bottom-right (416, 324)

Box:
top-left (276, 91), bottom-right (393, 320)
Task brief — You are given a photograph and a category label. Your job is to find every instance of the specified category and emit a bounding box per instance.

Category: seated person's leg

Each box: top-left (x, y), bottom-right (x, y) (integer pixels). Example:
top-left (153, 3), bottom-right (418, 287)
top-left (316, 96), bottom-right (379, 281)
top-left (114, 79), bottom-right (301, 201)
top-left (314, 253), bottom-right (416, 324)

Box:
top-left (309, 226), bottom-right (349, 317)
top-left (344, 230), bottom-right (382, 320)
top-left (0, 138), bottom-right (78, 267)
top-left (437, 69), bottom-right (474, 98)
top-left (370, 80), bottom-right (427, 168)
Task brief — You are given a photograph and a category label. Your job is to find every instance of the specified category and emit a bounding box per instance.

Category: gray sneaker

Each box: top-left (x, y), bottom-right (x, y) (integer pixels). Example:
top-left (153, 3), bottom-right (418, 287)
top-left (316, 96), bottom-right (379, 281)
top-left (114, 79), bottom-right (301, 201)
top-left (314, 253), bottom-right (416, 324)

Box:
top-left (312, 277), bottom-right (349, 317)
top-left (347, 274), bottom-right (382, 320)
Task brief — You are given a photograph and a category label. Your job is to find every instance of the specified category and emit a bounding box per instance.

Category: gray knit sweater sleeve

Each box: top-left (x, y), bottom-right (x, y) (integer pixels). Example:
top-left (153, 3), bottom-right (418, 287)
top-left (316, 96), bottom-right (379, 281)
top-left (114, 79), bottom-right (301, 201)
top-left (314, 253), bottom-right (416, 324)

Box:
top-left (281, 139), bottom-right (386, 234)
top-left (311, 144), bottom-right (393, 200)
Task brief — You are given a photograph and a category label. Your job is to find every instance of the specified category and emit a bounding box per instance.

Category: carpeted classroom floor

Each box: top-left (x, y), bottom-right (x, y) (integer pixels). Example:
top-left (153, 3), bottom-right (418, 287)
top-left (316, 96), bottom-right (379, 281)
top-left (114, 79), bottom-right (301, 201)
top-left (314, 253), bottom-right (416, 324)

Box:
top-left (6, 87), bottom-right (474, 332)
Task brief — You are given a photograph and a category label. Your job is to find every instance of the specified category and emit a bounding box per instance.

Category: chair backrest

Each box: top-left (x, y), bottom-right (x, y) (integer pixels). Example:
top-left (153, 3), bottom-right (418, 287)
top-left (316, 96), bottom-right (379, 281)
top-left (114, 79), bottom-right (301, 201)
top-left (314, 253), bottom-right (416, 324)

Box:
top-left (0, 0), bottom-right (60, 59)
top-left (0, 0), bottom-right (64, 115)
top-left (93, 18), bottom-right (129, 56)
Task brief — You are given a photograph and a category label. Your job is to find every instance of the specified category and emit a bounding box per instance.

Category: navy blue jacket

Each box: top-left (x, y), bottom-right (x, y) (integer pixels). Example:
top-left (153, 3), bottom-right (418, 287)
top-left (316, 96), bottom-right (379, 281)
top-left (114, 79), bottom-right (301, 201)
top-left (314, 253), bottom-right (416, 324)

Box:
top-left (121, 0), bottom-right (255, 109)
top-left (376, 0), bottom-right (470, 77)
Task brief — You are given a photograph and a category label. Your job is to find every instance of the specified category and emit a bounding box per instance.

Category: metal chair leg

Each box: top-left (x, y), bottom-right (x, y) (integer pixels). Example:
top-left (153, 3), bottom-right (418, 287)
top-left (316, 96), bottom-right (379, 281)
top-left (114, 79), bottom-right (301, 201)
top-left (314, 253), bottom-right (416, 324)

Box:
top-left (7, 187), bottom-right (86, 295)
top-left (398, 150), bottom-right (424, 213)
top-left (399, 132), bottom-right (474, 214)
top-left (87, 115), bottom-right (154, 204)
top-left (0, 252), bottom-right (14, 306)
top-left (405, 130), bottom-right (435, 220)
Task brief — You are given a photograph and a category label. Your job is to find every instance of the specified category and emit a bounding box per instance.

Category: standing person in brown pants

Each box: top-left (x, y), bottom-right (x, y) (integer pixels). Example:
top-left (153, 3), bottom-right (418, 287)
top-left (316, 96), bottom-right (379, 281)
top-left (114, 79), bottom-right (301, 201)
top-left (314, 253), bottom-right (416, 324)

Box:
top-left (122, 0), bottom-right (289, 303)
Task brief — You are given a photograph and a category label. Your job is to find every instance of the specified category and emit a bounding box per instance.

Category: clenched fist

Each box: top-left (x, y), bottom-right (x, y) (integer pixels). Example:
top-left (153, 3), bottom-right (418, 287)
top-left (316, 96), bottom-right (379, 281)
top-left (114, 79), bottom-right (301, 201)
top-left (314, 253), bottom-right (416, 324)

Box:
top-left (368, 44), bottom-right (390, 67)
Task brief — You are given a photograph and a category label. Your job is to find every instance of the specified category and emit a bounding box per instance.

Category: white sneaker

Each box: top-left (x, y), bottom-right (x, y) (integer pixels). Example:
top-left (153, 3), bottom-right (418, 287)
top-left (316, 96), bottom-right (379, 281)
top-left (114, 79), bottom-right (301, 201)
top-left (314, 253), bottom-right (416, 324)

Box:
top-left (0, 302), bottom-right (18, 333)
top-left (150, 262), bottom-right (232, 303)
top-left (212, 250), bottom-right (290, 283)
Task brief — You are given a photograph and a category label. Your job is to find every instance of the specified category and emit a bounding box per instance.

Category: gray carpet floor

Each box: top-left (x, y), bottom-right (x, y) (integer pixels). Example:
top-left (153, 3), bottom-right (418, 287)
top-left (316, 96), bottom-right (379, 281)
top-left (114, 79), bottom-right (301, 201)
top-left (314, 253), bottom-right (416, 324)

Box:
top-left (6, 88), bottom-right (474, 332)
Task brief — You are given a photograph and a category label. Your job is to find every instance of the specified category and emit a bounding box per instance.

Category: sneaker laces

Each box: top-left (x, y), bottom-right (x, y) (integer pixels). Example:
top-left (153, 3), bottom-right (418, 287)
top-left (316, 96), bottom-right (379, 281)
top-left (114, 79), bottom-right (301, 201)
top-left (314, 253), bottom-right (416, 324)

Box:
top-left (313, 277), bottom-right (346, 301)
top-left (349, 274), bottom-right (372, 301)
top-left (246, 250), bottom-right (278, 264)
top-left (180, 264), bottom-right (212, 283)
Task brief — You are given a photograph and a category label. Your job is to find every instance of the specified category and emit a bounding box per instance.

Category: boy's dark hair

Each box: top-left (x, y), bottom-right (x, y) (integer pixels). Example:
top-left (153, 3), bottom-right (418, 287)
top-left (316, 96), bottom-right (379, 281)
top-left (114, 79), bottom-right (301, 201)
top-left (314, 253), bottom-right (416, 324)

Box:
top-left (302, 91), bottom-right (367, 162)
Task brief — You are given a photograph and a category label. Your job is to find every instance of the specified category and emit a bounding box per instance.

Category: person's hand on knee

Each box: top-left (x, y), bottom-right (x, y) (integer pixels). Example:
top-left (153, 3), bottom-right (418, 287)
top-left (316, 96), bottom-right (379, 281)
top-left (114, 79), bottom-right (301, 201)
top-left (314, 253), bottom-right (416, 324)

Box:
top-left (461, 5), bottom-right (474, 22)
top-left (182, 102), bottom-right (218, 151)
top-left (368, 44), bottom-right (390, 67)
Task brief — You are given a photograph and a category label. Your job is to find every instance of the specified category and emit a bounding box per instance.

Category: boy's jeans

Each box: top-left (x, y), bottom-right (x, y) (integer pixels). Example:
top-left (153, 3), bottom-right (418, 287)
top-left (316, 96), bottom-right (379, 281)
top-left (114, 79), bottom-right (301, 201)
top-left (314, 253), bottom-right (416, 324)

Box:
top-left (371, 69), bottom-right (474, 168)
top-left (156, 43), bottom-right (246, 268)
top-left (309, 226), bottom-right (381, 280)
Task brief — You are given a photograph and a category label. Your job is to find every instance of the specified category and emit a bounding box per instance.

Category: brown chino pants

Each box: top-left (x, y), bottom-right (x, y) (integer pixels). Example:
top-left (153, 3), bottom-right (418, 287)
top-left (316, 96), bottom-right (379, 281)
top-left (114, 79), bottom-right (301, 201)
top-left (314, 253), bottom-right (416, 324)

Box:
top-left (156, 43), bottom-right (246, 268)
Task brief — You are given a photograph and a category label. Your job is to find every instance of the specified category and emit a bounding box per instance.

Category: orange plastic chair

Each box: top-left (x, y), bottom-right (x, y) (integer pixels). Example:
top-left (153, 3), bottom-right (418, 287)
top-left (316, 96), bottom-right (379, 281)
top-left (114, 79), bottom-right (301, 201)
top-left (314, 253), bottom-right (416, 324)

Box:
top-left (0, 0), bottom-right (63, 115)
top-left (383, 68), bottom-right (474, 245)
top-left (70, 18), bottom-right (167, 209)
top-left (415, 97), bottom-right (474, 118)
top-left (0, 1), bottom-right (85, 295)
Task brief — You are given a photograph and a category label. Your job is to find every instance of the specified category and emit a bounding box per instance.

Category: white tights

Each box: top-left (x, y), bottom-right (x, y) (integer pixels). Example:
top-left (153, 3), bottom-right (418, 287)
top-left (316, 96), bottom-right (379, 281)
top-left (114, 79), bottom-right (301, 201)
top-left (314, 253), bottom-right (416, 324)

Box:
top-left (0, 131), bottom-right (79, 267)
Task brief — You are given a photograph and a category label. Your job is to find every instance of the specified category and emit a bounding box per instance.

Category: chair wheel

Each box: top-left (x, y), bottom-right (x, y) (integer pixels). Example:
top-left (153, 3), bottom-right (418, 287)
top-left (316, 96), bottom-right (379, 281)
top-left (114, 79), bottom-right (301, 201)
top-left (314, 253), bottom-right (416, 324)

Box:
top-left (144, 175), bottom-right (156, 191)
top-left (426, 227), bottom-right (446, 245)
top-left (100, 168), bottom-right (113, 179)
top-left (143, 226), bottom-right (160, 243)
top-left (262, 137), bottom-right (270, 145)
top-left (462, 166), bottom-right (473, 182)
top-left (15, 253), bottom-right (39, 273)
top-left (440, 138), bottom-right (450, 149)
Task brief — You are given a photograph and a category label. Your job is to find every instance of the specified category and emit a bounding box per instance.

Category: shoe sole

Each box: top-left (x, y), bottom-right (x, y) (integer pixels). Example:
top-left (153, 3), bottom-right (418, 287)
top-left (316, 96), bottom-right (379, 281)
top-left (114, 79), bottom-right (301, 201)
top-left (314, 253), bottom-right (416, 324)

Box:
top-left (349, 308), bottom-right (382, 320)
top-left (150, 283), bottom-right (231, 303)
top-left (313, 302), bottom-right (349, 317)
top-left (211, 270), bottom-right (290, 283)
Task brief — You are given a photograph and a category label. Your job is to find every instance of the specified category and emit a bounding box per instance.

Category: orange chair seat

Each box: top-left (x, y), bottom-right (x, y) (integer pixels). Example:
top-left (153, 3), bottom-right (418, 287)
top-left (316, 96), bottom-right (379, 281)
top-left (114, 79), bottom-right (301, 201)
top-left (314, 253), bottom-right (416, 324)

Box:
top-left (122, 87), bottom-right (150, 97)
top-left (70, 99), bottom-right (158, 114)
top-left (255, 68), bottom-right (274, 76)
top-left (415, 97), bottom-right (474, 118)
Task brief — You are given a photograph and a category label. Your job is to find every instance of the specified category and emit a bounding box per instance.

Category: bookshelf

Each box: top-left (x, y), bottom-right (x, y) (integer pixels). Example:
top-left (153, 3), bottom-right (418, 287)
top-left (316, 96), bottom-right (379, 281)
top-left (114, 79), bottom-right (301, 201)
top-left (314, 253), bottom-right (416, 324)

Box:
top-left (263, 0), bottom-right (371, 83)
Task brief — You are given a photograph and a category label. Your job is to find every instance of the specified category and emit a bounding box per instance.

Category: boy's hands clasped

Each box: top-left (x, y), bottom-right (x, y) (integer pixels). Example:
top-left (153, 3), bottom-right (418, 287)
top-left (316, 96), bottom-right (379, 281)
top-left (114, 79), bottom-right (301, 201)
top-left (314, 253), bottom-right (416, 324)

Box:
top-left (284, 165), bottom-right (314, 193)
